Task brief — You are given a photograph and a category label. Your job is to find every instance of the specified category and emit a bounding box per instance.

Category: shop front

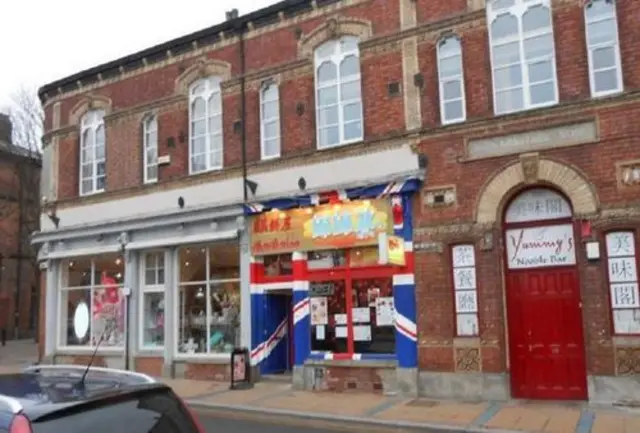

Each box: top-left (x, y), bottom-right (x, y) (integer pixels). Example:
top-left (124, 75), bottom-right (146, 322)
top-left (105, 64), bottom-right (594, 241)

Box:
top-left (35, 204), bottom-right (250, 381)
top-left (246, 180), bottom-right (421, 394)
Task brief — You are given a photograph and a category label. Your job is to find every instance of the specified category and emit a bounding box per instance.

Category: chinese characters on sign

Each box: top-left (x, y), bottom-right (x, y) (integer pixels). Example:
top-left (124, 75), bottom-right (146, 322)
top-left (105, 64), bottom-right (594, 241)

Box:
top-left (505, 224), bottom-right (576, 269)
top-left (504, 188), bottom-right (572, 224)
top-left (451, 245), bottom-right (478, 336)
top-left (249, 199), bottom-right (393, 255)
top-left (606, 231), bottom-right (640, 334)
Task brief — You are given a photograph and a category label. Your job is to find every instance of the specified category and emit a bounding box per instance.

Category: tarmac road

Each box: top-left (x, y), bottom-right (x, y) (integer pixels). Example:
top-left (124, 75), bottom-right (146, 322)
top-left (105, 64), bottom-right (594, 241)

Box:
top-left (195, 408), bottom-right (459, 433)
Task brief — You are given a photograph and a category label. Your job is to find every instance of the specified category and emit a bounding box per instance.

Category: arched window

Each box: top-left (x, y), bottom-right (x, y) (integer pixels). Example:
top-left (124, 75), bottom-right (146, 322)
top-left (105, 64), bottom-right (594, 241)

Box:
top-left (584, 0), bottom-right (623, 97)
top-left (487, 0), bottom-right (558, 115)
top-left (80, 110), bottom-right (106, 196)
top-left (260, 82), bottom-right (281, 159)
top-left (437, 35), bottom-right (466, 125)
top-left (314, 36), bottom-right (363, 149)
top-left (189, 77), bottom-right (223, 174)
top-left (143, 115), bottom-right (158, 183)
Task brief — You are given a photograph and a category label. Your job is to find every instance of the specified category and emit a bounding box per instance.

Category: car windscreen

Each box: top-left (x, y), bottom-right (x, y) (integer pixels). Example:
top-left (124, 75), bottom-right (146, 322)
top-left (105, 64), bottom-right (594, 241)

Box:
top-left (30, 388), bottom-right (200, 433)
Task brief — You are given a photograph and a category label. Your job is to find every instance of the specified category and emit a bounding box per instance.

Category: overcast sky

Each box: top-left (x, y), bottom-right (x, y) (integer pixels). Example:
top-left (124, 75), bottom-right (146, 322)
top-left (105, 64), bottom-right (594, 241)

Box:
top-left (0, 0), bottom-right (278, 113)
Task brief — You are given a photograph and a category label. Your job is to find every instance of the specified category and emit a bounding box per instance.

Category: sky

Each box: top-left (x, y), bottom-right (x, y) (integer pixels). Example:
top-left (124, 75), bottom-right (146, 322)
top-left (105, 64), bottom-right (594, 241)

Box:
top-left (0, 0), bottom-right (278, 113)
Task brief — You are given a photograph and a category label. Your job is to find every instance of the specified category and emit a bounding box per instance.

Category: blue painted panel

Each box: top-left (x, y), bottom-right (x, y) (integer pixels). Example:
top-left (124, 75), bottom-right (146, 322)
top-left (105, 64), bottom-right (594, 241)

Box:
top-left (261, 294), bottom-right (290, 374)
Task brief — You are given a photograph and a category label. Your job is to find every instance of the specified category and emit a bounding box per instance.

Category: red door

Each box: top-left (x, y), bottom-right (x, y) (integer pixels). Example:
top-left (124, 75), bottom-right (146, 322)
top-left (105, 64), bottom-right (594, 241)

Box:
top-left (506, 267), bottom-right (588, 400)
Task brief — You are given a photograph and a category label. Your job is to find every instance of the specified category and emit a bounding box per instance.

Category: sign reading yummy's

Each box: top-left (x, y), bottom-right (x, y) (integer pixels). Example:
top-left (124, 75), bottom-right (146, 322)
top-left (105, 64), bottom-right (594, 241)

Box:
top-left (249, 199), bottom-right (393, 255)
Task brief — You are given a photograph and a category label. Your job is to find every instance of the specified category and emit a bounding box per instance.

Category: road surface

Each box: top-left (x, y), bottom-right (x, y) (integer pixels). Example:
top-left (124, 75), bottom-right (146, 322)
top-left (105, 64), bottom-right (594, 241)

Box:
top-left (196, 408), bottom-right (457, 433)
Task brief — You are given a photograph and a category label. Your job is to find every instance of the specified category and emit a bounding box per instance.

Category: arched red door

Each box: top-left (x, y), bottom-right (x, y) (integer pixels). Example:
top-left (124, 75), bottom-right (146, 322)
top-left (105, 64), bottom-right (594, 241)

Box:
top-left (503, 188), bottom-right (588, 400)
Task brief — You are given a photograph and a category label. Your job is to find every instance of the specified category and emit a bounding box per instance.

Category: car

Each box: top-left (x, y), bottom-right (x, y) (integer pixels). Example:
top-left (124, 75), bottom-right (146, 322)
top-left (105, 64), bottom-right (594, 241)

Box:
top-left (0, 364), bottom-right (206, 433)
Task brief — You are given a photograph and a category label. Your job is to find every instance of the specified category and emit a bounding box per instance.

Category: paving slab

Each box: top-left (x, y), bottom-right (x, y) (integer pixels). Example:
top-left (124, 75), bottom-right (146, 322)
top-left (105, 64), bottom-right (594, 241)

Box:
top-left (200, 383), bottom-right (292, 406)
top-left (375, 399), bottom-right (487, 426)
top-left (485, 405), bottom-right (582, 432)
top-left (161, 378), bottom-right (226, 399)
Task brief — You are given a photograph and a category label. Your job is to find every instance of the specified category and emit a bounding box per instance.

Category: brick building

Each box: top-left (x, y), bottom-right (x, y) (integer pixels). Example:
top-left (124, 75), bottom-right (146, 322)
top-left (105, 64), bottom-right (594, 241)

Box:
top-left (33, 0), bottom-right (640, 404)
top-left (0, 113), bottom-right (41, 340)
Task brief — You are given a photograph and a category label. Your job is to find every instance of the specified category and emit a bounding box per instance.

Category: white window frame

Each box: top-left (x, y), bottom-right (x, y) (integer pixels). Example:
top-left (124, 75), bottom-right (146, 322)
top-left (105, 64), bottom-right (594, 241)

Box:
top-left (188, 77), bottom-right (223, 174)
top-left (175, 246), bottom-right (240, 360)
top-left (584, 0), bottom-right (623, 98)
top-left (139, 251), bottom-right (166, 351)
top-left (143, 115), bottom-right (158, 184)
top-left (314, 36), bottom-right (363, 150)
top-left (79, 110), bottom-right (106, 196)
top-left (437, 35), bottom-right (467, 125)
top-left (260, 81), bottom-right (281, 160)
top-left (57, 258), bottom-right (126, 352)
top-left (486, 0), bottom-right (559, 115)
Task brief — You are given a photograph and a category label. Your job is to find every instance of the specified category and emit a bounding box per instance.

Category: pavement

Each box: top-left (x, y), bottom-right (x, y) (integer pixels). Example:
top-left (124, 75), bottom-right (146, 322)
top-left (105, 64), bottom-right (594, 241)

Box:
top-left (164, 378), bottom-right (640, 433)
top-left (1, 340), bottom-right (639, 432)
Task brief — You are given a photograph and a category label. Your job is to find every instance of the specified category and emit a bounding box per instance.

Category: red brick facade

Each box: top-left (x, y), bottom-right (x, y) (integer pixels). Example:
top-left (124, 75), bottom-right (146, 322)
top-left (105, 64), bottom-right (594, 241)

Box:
top-left (39, 0), bottom-right (640, 398)
top-left (0, 134), bottom-right (41, 341)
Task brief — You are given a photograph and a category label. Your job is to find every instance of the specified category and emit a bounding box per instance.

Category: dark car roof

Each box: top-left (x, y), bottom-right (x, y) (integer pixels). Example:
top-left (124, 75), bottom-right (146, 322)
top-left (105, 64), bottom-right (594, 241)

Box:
top-left (0, 368), bottom-right (169, 424)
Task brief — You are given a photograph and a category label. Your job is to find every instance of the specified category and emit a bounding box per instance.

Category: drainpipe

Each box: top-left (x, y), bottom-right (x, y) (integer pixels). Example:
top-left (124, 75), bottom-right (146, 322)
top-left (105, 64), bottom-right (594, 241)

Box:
top-left (14, 161), bottom-right (24, 339)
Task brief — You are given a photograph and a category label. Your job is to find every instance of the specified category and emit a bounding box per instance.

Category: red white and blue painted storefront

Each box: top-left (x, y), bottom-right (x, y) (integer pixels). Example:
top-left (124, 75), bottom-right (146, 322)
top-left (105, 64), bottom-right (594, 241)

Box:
top-left (244, 179), bottom-right (421, 375)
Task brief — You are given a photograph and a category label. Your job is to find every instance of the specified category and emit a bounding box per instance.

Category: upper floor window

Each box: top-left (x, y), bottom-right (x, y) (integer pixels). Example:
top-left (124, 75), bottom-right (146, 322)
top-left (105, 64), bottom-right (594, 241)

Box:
top-left (314, 36), bottom-right (363, 149)
top-left (189, 77), bottom-right (223, 174)
top-left (585, 0), bottom-right (623, 97)
top-left (80, 110), bottom-right (106, 196)
top-left (437, 36), bottom-right (467, 125)
top-left (487, 0), bottom-right (558, 115)
top-left (143, 115), bottom-right (158, 183)
top-left (260, 82), bottom-right (281, 159)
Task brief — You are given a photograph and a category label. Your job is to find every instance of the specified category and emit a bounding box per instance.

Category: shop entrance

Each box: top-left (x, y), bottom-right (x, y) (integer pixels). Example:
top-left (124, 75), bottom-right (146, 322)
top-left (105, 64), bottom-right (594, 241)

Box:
top-left (261, 291), bottom-right (293, 375)
top-left (503, 188), bottom-right (587, 400)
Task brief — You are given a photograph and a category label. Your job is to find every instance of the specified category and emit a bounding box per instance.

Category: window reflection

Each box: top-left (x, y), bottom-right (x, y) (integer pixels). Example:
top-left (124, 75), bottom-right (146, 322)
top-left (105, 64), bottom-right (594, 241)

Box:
top-left (177, 242), bottom-right (240, 355)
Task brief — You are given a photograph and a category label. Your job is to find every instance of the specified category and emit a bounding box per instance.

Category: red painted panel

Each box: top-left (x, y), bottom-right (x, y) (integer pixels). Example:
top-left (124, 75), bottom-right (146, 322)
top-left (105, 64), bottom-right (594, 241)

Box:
top-left (506, 267), bottom-right (588, 400)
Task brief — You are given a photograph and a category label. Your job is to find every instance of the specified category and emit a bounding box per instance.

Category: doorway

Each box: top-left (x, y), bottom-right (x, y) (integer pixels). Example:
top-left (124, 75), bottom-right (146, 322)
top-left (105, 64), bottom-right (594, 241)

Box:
top-left (503, 188), bottom-right (588, 400)
top-left (261, 291), bottom-right (293, 375)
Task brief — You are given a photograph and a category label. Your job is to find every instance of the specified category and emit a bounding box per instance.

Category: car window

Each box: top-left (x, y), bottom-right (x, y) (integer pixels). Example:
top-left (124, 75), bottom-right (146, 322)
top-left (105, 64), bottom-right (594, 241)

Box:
top-left (31, 389), bottom-right (199, 433)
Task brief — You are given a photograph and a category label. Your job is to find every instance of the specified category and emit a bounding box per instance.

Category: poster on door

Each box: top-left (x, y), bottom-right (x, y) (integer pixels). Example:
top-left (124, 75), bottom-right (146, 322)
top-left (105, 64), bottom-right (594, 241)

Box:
top-left (505, 224), bottom-right (576, 269)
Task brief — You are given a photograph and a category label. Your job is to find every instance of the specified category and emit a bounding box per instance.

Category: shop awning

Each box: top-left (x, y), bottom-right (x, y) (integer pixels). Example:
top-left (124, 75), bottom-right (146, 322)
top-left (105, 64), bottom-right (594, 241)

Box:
top-left (125, 229), bottom-right (238, 250)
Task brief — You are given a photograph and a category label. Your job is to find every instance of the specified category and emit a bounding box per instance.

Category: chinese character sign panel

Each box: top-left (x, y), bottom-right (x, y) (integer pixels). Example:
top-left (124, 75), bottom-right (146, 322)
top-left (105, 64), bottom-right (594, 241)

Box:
top-left (249, 199), bottom-right (394, 255)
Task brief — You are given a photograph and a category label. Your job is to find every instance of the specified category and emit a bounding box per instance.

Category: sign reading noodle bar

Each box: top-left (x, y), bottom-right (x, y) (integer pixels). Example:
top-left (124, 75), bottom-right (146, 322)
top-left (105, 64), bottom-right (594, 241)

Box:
top-left (249, 199), bottom-right (393, 255)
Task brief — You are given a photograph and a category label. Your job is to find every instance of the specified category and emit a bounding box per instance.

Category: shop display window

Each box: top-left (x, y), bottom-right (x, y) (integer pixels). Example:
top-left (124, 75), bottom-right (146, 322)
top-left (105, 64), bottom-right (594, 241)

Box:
top-left (140, 251), bottom-right (165, 349)
top-left (177, 242), bottom-right (240, 355)
top-left (308, 247), bottom-right (396, 356)
top-left (59, 254), bottom-right (126, 348)
top-left (263, 254), bottom-right (293, 277)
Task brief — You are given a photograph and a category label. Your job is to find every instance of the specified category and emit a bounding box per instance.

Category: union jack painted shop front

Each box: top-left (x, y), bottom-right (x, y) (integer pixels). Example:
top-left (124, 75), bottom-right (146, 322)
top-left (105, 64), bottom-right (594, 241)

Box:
top-left (245, 179), bottom-right (421, 394)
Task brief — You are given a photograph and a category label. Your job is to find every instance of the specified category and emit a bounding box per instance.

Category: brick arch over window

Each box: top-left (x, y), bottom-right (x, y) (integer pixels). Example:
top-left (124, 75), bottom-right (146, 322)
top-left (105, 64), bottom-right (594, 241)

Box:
top-left (68, 94), bottom-right (112, 125)
top-left (475, 156), bottom-right (599, 224)
top-left (174, 58), bottom-right (232, 95)
top-left (298, 16), bottom-right (373, 58)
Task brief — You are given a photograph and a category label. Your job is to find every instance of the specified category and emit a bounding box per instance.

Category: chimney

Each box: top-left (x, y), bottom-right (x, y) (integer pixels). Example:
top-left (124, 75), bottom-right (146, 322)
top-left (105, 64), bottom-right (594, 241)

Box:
top-left (225, 8), bottom-right (239, 21)
top-left (0, 114), bottom-right (12, 145)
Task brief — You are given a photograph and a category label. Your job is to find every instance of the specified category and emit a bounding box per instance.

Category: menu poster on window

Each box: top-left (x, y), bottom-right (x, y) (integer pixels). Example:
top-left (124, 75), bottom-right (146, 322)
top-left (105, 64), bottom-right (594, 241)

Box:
top-left (375, 297), bottom-right (395, 326)
top-left (335, 326), bottom-right (348, 338)
top-left (310, 298), bottom-right (328, 325)
top-left (353, 325), bottom-right (372, 341)
top-left (334, 313), bottom-right (347, 326)
top-left (315, 325), bottom-right (326, 340)
top-left (352, 307), bottom-right (370, 323)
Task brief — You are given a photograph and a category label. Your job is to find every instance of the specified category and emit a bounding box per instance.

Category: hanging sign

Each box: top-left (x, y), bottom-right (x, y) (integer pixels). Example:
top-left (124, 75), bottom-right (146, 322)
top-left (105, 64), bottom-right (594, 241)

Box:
top-left (249, 199), bottom-right (393, 255)
top-left (377, 233), bottom-right (406, 266)
top-left (505, 224), bottom-right (576, 269)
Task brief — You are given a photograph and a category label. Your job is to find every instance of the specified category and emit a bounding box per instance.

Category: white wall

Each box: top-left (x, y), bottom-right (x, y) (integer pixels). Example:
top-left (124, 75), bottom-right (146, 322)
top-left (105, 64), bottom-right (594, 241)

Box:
top-left (41, 144), bottom-right (420, 232)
